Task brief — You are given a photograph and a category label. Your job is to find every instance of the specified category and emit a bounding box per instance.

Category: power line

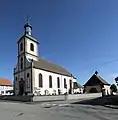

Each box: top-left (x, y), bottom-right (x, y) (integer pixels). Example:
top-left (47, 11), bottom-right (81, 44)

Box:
top-left (95, 58), bottom-right (118, 70)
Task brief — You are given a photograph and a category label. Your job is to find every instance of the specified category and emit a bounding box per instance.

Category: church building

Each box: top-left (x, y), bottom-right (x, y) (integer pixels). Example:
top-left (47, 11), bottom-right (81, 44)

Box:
top-left (13, 22), bottom-right (78, 96)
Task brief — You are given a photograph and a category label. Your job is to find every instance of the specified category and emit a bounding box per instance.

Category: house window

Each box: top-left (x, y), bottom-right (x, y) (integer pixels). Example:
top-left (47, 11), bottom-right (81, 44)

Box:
top-left (49, 75), bottom-right (52, 88)
top-left (30, 43), bottom-right (34, 51)
top-left (20, 57), bottom-right (23, 69)
top-left (39, 73), bottom-right (43, 87)
top-left (27, 73), bottom-right (29, 77)
top-left (27, 73), bottom-right (30, 88)
top-left (57, 77), bottom-right (60, 88)
top-left (20, 43), bottom-right (23, 51)
top-left (64, 78), bottom-right (66, 88)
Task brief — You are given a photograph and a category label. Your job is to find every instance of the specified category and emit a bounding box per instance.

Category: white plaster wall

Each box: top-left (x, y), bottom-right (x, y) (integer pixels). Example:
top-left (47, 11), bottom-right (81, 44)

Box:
top-left (74, 88), bottom-right (83, 93)
top-left (73, 78), bottom-right (76, 82)
top-left (26, 54), bottom-right (38, 61)
top-left (0, 85), bottom-right (13, 95)
top-left (25, 38), bottom-right (38, 57)
top-left (33, 68), bottom-right (75, 95)
top-left (104, 85), bottom-right (110, 95)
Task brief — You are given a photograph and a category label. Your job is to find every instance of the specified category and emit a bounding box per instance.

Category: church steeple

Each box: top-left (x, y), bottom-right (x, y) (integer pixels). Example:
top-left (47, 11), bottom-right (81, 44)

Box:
top-left (24, 17), bottom-right (32, 35)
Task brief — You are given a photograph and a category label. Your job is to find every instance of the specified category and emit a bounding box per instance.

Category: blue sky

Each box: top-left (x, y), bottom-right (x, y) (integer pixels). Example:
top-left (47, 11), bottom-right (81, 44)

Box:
top-left (0, 0), bottom-right (118, 85)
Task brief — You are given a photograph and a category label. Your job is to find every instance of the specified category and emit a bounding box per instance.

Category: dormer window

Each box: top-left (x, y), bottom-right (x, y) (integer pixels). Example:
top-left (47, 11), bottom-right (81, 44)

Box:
top-left (30, 43), bottom-right (34, 51)
top-left (20, 43), bottom-right (23, 51)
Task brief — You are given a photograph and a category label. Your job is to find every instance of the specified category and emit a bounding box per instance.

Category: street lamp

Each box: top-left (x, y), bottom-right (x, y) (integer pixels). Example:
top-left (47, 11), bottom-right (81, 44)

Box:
top-left (115, 77), bottom-right (118, 83)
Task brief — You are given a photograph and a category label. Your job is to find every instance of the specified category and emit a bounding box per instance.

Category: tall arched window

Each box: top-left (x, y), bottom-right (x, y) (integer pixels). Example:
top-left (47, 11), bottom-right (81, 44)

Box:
top-left (20, 43), bottom-right (23, 51)
top-left (30, 43), bottom-right (34, 51)
top-left (27, 73), bottom-right (30, 88)
top-left (39, 73), bottom-right (43, 87)
top-left (64, 78), bottom-right (66, 88)
top-left (49, 75), bottom-right (52, 88)
top-left (15, 77), bottom-right (17, 81)
top-left (57, 77), bottom-right (60, 88)
top-left (20, 57), bottom-right (23, 69)
top-left (69, 80), bottom-right (72, 89)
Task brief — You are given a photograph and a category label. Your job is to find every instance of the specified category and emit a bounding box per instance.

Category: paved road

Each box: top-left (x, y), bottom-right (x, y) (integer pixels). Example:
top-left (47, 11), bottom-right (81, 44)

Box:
top-left (0, 100), bottom-right (118, 120)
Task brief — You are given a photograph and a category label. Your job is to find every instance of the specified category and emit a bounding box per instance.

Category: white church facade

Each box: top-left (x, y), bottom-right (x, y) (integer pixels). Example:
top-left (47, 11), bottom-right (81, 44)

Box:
top-left (13, 22), bottom-right (79, 96)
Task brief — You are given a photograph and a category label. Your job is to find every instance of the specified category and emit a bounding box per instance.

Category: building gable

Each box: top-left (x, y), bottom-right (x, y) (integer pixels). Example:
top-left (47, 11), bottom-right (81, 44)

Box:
top-left (83, 74), bottom-right (110, 86)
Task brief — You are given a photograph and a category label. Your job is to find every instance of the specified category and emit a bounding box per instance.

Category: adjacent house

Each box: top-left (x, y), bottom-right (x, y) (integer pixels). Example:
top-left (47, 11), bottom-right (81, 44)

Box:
top-left (0, 78), bottom-right (13, 95)
top-left (13, 22), bottom-right (80, 96)
top-left (83, 71), bottom-right (110, 95)
top-left (73, 82), bottom-right (83, 94)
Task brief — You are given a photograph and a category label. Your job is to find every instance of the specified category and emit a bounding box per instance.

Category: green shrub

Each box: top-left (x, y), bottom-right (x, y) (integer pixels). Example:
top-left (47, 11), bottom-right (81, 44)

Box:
top-left (110, 84), bottom-right (117, 92)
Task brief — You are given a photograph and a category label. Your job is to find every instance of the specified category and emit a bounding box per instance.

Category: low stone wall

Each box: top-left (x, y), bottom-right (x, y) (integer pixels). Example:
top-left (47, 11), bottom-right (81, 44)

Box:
top-left (33, 93), bottom-right (102, 102)
top-left (0, 93), bottom-right (102, 102)
top-left (0, 95), bottom-right (33, 102)
top-left (68, 93), bottom-right (102, 100)
top-left (33, 95), bottom-right (65, 102)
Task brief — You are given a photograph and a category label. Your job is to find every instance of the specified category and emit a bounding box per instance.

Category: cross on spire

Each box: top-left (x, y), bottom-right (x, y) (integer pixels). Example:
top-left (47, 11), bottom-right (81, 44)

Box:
top-left (26, 15), bottom-right (31, 24)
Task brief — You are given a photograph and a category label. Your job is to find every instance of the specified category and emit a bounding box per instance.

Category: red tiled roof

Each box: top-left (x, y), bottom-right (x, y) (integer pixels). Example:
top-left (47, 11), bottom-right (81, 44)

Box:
top-left (0, 78), bottom-right (12, 86)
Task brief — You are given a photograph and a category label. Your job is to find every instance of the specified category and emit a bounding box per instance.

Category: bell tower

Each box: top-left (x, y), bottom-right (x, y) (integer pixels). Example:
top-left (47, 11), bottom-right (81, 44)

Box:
top-left (14, 19), bottom-right (39, 95)
top-left (17, 19), bottom-right (39, 64)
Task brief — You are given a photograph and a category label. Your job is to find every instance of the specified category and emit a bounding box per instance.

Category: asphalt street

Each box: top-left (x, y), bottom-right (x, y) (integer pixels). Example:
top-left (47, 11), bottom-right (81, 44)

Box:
top-left (0, 100), bottom-right (118, 120)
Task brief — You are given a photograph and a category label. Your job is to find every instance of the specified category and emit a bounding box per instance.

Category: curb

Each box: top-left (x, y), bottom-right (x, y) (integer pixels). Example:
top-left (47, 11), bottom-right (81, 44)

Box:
top-left (104, 105), bottom-right (118, 109)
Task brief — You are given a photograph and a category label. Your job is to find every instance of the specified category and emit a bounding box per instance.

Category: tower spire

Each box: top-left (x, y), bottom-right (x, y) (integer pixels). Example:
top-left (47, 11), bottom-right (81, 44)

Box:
top-left (24, 16), bottom-right (32, 35)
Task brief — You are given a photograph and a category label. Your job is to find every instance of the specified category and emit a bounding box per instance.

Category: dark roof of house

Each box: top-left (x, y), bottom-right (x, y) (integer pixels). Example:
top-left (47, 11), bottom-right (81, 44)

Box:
top-left (83, 74), bottom-right (110, 86)
top-left (73, 82), bottom-right (83, 89)
top-left (33, 58), bottom-right (73, 77)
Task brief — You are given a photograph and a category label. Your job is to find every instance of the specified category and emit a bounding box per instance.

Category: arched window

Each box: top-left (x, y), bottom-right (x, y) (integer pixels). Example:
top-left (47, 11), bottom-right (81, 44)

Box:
top-left (20, 43), bottom-right (23, 51)
top-left (27, 73), bottom-right (29, 77)
top-left (49, 75), bottom-right (52, 88)
top-left (27, 73), bottom-right (30, 88)
top-left (64, 78), bottom-right (66, 88)
top-left (39, 73), bottom-right (43, 87)
top-left (57, 77), bottom-right (60, 88)
top-left (69, 80), bottom-right (72, 89)
top-left (20, 57), bottom-right (23, 69)
top-left (30, 43), bottom-right (34, 51)
top-left (16, 77), bottom-right (17, 81)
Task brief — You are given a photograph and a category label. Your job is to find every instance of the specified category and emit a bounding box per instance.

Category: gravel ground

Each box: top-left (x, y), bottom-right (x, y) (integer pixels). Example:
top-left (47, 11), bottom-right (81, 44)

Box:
top-left (0, 100), bottom-right (118, 120)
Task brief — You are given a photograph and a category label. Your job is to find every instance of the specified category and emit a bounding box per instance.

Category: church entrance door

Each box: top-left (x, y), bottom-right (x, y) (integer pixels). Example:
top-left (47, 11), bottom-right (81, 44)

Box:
top-left (19, 79), bottom-right (25, 95)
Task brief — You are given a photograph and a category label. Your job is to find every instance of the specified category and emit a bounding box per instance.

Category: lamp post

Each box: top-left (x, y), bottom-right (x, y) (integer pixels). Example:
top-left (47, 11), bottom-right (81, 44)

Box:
top-left (115, 77), bottom-right (118, 85)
